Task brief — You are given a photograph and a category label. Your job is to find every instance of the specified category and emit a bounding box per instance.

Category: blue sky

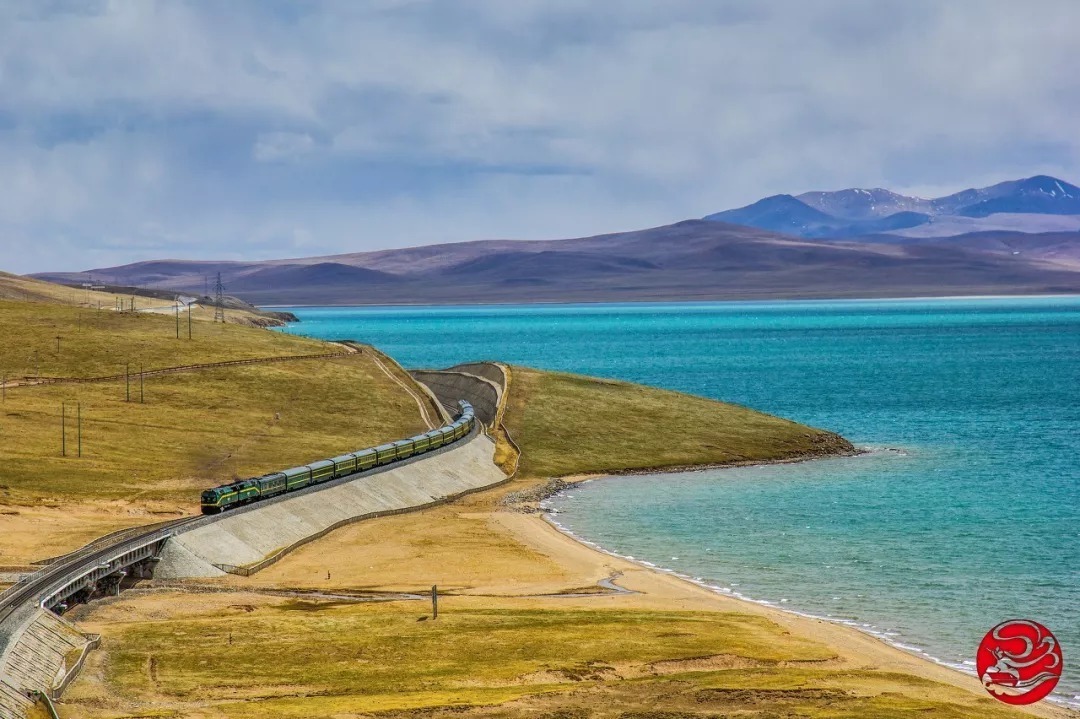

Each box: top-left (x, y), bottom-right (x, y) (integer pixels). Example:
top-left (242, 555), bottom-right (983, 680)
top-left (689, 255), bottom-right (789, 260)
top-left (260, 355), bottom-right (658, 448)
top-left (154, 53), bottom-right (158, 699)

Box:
top-left (2, 0), bottom-right (1078, 273)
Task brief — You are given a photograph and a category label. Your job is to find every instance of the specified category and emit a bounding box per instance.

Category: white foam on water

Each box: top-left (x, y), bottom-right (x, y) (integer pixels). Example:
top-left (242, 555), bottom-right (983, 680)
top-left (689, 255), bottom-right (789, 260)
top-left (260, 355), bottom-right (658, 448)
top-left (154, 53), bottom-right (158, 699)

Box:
top-left (893, 642), bottom-right (925, 653)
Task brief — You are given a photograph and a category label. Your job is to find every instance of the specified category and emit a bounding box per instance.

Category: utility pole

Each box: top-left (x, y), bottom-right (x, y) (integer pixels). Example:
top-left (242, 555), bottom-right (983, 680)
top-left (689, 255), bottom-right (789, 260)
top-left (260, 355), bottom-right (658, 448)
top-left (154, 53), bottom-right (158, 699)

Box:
top-left (140, 365), bottom-right (145, 403)
top-left (214, 273), bottom-right (226, 323)
top-left (56, 335), bottom-right (61, 354)
top-left (432, 585), bottom-right (438, 620)
top-left (61, 403), bottom-right (66, 457)
top-left (175, 301), bottom-right (180, 339)
top-left (188, 302), bottom-right (193, 339)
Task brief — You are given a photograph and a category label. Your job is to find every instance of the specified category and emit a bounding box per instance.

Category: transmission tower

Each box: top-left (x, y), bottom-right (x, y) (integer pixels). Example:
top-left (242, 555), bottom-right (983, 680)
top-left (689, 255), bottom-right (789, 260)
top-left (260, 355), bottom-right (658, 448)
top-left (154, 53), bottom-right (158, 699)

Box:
top-left (213, 272), bottom-right (226, 323)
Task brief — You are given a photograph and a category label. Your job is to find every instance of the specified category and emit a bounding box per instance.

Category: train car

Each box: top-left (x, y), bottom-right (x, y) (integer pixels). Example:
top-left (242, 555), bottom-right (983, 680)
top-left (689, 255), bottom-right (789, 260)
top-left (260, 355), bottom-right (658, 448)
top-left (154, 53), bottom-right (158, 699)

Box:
top-left (374, 443), bottom-right (397, 465)
top-left (200, 399), bottom-right (477, 514)
top-left (200, 485), bottom-right (234, 514)
top-left (355, 448), bottom-right (378, 470)
top-left (283, 465), bottom-right (313, 491)
top-left (255, 471), bottom-right (288, 498)
top-left (219, 479), bottom-right (258, 510)
top-left (391, 438), bottom-right (416, 459)
top-left (308, 459), bottom-right (336, 484)
top-left (330, 453), bottom-right (358, 478)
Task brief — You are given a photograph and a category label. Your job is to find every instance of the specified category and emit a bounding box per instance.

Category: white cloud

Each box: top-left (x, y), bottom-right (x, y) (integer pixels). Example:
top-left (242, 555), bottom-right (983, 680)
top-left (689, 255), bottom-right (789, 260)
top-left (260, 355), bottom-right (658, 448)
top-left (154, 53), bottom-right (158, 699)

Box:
top-left (0, 0), bottom-right (1077, 273)
top-left (253, 132), bottom-right (316, 162)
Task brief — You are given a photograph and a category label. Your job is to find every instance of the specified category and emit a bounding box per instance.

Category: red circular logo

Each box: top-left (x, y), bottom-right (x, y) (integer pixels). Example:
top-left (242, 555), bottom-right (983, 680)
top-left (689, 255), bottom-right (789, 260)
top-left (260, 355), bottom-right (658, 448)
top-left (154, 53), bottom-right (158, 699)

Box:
top-left (977, 619), bottom-right (1063, 705)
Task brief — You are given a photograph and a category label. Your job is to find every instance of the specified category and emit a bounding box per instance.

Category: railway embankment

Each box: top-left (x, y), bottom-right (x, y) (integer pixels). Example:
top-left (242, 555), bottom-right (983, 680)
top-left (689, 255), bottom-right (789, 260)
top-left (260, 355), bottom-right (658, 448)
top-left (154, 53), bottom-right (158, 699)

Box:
top-left (157, 432), bottom-right (507, 579)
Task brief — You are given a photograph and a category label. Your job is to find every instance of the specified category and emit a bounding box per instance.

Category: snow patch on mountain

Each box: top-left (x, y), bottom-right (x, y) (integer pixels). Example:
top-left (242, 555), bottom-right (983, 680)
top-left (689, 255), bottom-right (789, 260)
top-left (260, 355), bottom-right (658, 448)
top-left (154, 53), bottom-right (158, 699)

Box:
top-left (706, 175), bottom-right (1080, 239)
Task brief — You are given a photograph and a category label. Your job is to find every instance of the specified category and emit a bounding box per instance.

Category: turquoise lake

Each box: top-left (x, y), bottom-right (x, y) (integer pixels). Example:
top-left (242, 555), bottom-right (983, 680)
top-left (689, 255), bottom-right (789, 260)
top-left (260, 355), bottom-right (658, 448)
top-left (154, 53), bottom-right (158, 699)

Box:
top-left (278, 296), bottom-right (1080, 706)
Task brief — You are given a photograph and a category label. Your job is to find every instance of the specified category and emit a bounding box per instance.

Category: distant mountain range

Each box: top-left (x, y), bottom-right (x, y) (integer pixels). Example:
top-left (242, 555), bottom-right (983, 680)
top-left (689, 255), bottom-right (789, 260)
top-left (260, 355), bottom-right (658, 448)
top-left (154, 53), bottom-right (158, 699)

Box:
top-left (33, 176), bottom-right (1080, 305)
top-left (704, 175), bottom-right (1080, 239)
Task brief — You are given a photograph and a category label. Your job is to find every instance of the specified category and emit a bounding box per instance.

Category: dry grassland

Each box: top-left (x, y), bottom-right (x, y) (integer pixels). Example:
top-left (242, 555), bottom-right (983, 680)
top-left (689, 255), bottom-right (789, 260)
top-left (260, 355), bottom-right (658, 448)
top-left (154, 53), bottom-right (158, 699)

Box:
top-left (0, 355), bottom-right (428, 565)
top-left (0, 288), bottom-right (433, 566)
top-left (61, 489), bottom-right (1044, 719)
top-left (0, 270), bottom-right (283, 328)
top-left (0, 299), bottom-right (323, 380)
top-left (503, 366), bottom-right (855, 479)
top-left (0, 270), bottom-right (128, 307)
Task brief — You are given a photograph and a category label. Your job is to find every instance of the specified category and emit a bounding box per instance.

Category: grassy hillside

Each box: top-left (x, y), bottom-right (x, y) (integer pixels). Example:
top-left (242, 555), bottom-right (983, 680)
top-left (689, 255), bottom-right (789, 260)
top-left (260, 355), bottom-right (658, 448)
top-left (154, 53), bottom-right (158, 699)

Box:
top-left (0, 299), bottom-right (324, 379)
top-left (502, 366), bottom-right (854, 478)
top-left (0, 356), bottom-right (428, 502)
top-left (0, 285), bottom-right (436, 565)
top-left (0, 270), bottom-right (289, 330)
top-left (0, 270), bottom-right (128, 306)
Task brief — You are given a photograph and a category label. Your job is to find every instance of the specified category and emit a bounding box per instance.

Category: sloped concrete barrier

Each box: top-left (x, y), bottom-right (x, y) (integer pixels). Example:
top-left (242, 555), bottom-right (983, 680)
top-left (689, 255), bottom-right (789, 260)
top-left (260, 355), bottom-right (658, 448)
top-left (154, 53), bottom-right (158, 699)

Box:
top-left (446, 362), bottom-right (508, 390)
top-left (411, 364), bottom-right (504, 428)
top-left (158, 433), bottom-right (506, 579)
top-left (0, 610), bottom-right (91, 719)
top-left (0, 681), bottom-right (31, 719)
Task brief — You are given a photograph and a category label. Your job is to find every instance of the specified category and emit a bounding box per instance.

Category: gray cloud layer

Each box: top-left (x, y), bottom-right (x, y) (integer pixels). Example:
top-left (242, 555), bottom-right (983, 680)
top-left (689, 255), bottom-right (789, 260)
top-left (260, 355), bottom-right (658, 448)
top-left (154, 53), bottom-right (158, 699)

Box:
top-left (1, 0), bottom-right (1078, 273)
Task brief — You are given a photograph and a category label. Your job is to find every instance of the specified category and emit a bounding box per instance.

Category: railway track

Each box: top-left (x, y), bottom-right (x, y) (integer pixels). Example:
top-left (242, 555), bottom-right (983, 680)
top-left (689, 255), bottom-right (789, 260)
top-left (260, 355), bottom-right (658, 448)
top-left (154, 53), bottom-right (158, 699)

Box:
top-left (0, 516), bottom-right (199, 630)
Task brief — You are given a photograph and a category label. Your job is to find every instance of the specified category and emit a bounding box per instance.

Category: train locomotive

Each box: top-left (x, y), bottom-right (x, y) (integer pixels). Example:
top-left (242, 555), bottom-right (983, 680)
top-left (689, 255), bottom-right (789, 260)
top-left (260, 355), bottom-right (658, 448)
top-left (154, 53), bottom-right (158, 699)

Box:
top-left (200, 400), bottom-right (475, 514)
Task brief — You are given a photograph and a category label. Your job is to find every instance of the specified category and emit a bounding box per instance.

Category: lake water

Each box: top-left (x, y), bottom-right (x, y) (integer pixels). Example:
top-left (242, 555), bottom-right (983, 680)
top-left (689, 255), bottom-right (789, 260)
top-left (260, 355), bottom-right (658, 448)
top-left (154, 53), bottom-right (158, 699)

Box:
top-left (278, 297), bottom-right (1080, 707)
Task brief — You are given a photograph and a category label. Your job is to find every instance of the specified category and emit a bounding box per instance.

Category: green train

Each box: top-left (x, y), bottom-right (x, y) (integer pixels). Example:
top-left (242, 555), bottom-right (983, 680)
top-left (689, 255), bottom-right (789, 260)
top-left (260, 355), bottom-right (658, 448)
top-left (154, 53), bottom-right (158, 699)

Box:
top-left (200, 400), bottom-right (476, 514)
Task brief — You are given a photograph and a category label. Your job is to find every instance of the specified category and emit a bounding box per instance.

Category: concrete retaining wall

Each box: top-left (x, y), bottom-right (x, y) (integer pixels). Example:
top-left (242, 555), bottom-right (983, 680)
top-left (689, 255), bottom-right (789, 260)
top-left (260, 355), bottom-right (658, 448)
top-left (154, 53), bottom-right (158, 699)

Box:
top-left (0, 610), bottom-right (90, 719)
top-left (447, 362), bottom-right (508, 390)
top-left (158, 433), bottom-right (506, 579)
top-left (411, 369), bottom-right (501, 428)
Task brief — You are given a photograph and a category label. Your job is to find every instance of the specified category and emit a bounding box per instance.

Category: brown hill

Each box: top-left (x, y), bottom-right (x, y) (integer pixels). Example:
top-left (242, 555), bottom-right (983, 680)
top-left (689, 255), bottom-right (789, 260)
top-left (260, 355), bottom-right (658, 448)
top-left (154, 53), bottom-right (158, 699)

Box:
top-left (33, 222), bottom-right (1080, 305)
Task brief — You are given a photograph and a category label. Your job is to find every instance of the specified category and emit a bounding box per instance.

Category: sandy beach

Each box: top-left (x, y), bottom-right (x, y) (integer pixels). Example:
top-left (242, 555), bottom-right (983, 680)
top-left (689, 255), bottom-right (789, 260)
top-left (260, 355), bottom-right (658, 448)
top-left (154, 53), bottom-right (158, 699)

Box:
top-left (122, 470), bottom-right (1071, 719)
top-left (496, 504), bottom-right (1075, 718)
